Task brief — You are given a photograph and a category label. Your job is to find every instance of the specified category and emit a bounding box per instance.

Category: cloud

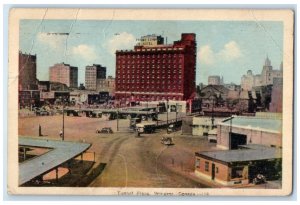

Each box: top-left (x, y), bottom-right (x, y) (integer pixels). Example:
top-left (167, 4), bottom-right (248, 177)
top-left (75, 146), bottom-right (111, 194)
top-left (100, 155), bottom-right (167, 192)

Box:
top-left (36, 32), bottom-right (67, 49)
top-left (198, 45), bottom-right (214, 65)
top-left (198, 41), bottom-right (242, 65)
top-left (107, 32), bottom-right (136, 55)
top-left (72, 44), bottom-right (98, 61)
top-left (218, 41), bottom-right (242, 62)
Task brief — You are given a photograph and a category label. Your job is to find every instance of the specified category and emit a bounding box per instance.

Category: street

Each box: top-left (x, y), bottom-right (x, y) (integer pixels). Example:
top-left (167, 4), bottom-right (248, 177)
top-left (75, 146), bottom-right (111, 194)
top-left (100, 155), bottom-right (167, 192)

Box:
top-left (19, 113), bottom-right (217, 188)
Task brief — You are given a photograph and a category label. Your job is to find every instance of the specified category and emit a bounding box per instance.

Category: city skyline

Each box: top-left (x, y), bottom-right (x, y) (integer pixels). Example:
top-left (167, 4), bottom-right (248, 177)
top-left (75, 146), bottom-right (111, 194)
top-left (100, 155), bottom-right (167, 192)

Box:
top-left (20, 20), bottom-right (283, 85)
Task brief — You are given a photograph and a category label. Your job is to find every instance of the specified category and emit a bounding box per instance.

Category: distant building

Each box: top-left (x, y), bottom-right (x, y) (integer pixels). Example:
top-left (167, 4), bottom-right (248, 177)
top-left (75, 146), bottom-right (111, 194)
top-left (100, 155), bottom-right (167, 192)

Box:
top-left (69, 90), bottom-right (89, 105)
top-left (19, 52), bottom-right (38, 91)
top-left (241, 70), bottom-right (261, 91)
top-left (38, 81), bottom-right (69, 92)
top-left (85, 64), bottom-right (106, 90)
top-left (241, 57), bottom-right (283, 91)
top-left (96, 76), bottom-right (115, 95)
top-left (199, 85), bottom-right (229, 109)
top-left (192, 116), bottom-right (224, 138)
top-left (115, 33), bottom-right (196, 101)
top-left (269, 78), bottom-right (283, 113)
top-left (19, 90), bottom-right (40, 109)
top-left (253, 85), bottom-right (273, 111)
top-left (223, 83), bottom-right (240, 91)
top-left (261, 57), bottom-right (283, 86)
top-left (208, 76), bottom-right (223, 85)
top-left (49, 63), bottom-right (78, 88)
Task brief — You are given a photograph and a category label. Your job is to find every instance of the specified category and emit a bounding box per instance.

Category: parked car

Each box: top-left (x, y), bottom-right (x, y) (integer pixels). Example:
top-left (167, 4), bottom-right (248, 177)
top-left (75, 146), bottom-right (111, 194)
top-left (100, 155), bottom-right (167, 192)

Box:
top-left (253, 174), bottom-right (266, 185)
top-left (35, 109), bottom-right (49, 116)
top-left (167, 123), bottom-right (181, 133)
top-left (96, 127), bottom-right (113, 134)
top-left (161, 137), bottom-right (174, 146)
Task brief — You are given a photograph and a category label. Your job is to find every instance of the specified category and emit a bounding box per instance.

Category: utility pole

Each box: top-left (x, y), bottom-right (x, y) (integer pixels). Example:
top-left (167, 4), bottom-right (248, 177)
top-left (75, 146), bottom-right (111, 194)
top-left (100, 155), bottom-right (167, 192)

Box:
top-left (175, 103), bottom-right (178, 123)
top-left (146, 95), bottom-right (149, 121)
top-left (166, 98), bottom-right (169, 126)
top-left (229, 115), bottom-right (233, 149)
top-left (62, 99), bottom-right (65, 141)
top-left (117, 106), bottom-right (119, 131)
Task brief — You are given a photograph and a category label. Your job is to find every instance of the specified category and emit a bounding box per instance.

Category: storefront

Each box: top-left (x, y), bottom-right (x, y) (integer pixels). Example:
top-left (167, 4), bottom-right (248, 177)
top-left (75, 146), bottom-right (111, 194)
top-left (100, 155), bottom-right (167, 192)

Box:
top-left (195, 144), bottom-right (282, 186)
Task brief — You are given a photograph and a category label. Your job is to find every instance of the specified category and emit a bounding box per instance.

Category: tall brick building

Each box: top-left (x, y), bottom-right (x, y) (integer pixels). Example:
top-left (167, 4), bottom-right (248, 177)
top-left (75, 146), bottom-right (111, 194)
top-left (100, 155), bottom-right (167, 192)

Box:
top-left (19, 52), bottom-right (38, 91)
top-left (49, 63), bottom-right (78, 88)
top-left (85, 64), bottom-right (106, 90)
top-left (115, 33), bottom-right (196, 102)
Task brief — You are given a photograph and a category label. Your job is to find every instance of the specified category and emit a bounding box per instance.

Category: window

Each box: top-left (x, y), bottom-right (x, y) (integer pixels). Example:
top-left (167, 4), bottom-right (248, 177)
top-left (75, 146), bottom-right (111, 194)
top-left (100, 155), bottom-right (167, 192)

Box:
top-left (205, 161), bottom-right (209, 172)
top-left (231, 167), bottom-right (244, 179)
top-left (195, 159), bottom-right (200, 168)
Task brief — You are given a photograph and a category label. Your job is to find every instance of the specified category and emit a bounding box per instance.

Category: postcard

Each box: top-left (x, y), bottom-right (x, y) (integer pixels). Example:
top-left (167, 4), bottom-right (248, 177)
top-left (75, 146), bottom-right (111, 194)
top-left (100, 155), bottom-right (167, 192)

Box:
top-left (8, 8), bottom-right (294, 196)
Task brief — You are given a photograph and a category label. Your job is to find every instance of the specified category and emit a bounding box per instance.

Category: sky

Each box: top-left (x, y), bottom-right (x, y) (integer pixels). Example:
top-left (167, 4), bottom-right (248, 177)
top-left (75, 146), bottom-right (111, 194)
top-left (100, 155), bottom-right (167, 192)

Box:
top-left (19, 20), bottom-right (283, 85)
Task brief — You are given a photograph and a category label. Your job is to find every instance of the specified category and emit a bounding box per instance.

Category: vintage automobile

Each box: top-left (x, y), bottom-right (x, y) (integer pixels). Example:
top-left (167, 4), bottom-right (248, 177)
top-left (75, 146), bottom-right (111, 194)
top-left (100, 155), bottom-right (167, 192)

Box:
top-left (167, 123), bottom-right (181, 133)
top-left (161, 137), bottom-right (174, 146)
top-left (253, 174), bottom-right (266, 185)
top-left (96, 127), bottom-right (113, 134)
top-left (35, 109), bottom-right (50, 116)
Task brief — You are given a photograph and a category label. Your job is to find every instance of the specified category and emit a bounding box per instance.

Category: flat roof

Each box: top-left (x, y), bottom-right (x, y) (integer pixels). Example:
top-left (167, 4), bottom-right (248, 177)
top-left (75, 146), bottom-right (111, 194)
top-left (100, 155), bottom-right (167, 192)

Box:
top-left (220, 116), bottom-right (282, 133)
top-left (238, 144), bottom-right (278, 150)
top-left (196, 146), bottom-right (281, 163)
top-left (19, 137), bottom-right (91, 185)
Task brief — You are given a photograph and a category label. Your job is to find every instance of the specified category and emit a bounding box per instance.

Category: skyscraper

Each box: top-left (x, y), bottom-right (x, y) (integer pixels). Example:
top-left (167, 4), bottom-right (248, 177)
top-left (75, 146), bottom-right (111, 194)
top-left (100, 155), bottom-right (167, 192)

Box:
top-left (85, 64), bottom-right (106, 91)
top-left (19, 52), bottom-right (38, 91)
top-left (49, 63), bottom-right (78, 88)
top-left (115, 33), bottom-right (196, 101)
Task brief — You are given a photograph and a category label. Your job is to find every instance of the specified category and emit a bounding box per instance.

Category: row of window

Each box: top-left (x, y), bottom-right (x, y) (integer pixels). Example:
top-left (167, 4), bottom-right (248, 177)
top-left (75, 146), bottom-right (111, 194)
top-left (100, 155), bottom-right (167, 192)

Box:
top-left (118, 54), bottom-right (183, 59)
top-left (116, 75), bottom-right (182, 80)
top-left (117, 64), bottom-right (183, 70)
top-left (195, 159), bottom-right (219, 173)
top-left (117, 69), bottom-right (182, 74)
top-left (117, 79), bottom-right (182, 84)
top-left (117, 85), bottom-right (181, 90)
top-left (117, 59), bottom-right (183, 64)
top-left (117, 96), bottom-right (181, 101)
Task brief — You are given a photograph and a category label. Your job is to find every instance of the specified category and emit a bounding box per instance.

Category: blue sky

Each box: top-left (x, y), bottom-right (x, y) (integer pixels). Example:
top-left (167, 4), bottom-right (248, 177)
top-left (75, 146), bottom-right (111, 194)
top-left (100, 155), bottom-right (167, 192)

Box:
top-left (20, 20), bottom-right (283, 85)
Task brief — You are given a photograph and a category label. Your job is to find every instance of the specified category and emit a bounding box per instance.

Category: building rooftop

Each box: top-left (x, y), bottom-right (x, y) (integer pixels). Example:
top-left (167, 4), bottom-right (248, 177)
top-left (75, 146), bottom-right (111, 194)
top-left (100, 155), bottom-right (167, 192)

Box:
top-left (19, 137), bottom-right (91, 185)
top-left (196, 145), bottom-right (281, 163)
top-left (220, 116), bottom-right (282, 133)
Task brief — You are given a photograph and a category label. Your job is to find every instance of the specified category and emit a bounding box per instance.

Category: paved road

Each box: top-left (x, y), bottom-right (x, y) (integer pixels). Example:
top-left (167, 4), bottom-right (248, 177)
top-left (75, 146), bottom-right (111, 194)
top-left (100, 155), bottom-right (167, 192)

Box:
top-left (19, 115), bottom-right (215, 188)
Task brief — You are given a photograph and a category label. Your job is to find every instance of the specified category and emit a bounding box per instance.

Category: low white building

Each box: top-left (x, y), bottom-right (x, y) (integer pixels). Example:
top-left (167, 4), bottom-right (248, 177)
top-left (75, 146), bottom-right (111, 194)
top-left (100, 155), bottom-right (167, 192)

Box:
top-left (192, 116), bottom-right (224, 140)
top-left (216, 114), bottom-right (282, 150)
